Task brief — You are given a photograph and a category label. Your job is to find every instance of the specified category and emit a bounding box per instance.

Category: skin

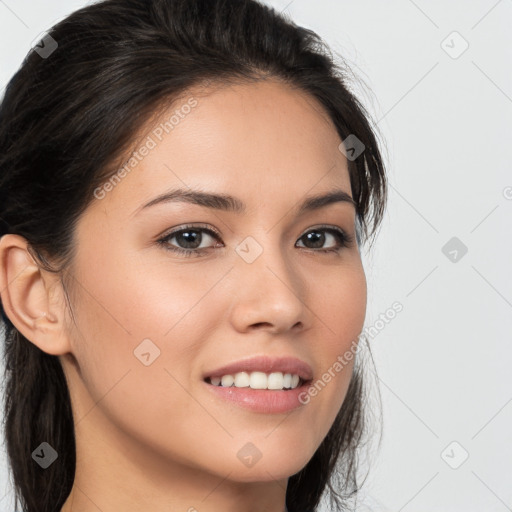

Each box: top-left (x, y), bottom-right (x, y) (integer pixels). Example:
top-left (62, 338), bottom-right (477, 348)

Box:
top-left (0, 78), bottom-right (367, 512)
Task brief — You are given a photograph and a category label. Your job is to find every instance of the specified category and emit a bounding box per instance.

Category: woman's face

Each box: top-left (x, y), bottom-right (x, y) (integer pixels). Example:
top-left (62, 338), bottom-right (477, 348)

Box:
top-left (60, 79), bottom-right (367, 489)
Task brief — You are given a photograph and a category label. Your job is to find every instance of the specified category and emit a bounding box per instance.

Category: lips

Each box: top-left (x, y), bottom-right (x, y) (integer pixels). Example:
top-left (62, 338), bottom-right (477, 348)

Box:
top-left (203, 355), bottom-right (314, 382)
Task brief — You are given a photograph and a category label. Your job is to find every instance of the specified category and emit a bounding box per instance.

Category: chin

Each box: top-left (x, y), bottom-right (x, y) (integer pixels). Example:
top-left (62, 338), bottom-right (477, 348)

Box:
top-left (218, 448), bottom-right (314, 483)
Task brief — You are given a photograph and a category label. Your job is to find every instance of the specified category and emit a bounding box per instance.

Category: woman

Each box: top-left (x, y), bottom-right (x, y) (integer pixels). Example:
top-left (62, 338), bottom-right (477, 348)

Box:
top-left (0, 0), bottom-right (387, 511)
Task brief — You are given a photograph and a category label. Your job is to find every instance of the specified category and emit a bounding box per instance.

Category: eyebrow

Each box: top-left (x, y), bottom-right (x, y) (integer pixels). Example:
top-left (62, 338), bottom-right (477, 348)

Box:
top-left (134, 187), bottom-right (356, 216)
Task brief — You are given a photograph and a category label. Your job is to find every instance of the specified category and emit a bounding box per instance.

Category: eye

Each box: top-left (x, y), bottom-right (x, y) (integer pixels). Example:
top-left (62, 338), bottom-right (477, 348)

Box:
top-left (156, 223), bottom-right (354, 258)
top-left (296, 225), bottom-right (354, 253)
top-left (156, 223), bottom-right (221, 258)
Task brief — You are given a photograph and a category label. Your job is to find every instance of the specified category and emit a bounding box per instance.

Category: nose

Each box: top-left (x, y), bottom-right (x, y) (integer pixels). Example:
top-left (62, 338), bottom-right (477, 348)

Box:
top-left (227, 237), bottom-right (311, 335)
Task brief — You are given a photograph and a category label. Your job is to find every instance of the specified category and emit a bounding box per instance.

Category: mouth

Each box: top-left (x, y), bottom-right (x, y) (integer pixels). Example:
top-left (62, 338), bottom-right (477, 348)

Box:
top-left (203, 373), bottom-right (312, 391)
top-left (202, 354), bottom-right (314, 388)
top-left (202, 373), bottom-right (313, 414)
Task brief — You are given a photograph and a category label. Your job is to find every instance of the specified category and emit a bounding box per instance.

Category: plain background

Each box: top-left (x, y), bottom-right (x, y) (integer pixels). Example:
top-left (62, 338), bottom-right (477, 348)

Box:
top-left (0, 1), bottom-right (511, 510)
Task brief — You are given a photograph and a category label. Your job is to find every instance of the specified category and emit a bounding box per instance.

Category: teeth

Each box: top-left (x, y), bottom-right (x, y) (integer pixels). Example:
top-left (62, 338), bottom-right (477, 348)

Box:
top-left (208, 371), bottom-right (302, 390)
top-left (221, 375), bottom-right (234, 387)
top-left (235, 371), bottom-right (250, 387)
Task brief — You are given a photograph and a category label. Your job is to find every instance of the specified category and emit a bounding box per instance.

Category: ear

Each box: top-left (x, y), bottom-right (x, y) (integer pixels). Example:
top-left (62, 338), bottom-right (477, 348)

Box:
top-left (0, 234), bottom-right (72, 356)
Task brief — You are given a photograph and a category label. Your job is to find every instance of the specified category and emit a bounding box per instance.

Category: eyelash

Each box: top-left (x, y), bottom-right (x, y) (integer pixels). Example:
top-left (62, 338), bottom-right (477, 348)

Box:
top-left (156, 223), bottom-right (354, 258)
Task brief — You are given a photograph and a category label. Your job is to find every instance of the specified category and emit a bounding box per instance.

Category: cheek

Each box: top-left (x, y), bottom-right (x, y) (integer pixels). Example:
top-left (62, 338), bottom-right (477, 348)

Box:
top-left (64, 257), bottom-right (225, 465)
top-left (313, 260), bottom-right (367, 347)
top-left (73, 243), bottom-right (224, 342)
top-left (67, 244), bottom-right (228, 391)
top-left (302, 263), bottom-right (366, 437)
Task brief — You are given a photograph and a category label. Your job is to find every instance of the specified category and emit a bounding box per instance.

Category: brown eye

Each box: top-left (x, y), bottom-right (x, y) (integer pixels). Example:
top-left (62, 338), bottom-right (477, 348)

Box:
top-left (157, 224), bottom-right (222, 258)
top-left (296, 226), bottom-right (353, 253)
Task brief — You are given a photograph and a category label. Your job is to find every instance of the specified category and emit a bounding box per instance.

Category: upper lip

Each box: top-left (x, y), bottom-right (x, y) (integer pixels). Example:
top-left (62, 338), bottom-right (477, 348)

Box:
top-left (203, 355), bottom-right (313, 381)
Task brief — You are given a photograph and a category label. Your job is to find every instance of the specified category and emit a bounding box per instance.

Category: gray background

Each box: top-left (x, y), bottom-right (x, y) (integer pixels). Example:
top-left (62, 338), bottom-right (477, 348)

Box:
top-left (0, 0), bottom-right (511, 510)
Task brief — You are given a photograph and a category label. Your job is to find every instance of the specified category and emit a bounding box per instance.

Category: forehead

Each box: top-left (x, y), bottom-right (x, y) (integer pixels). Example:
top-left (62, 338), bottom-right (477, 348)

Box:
top-left (92, 79), bottom-right (353, 218)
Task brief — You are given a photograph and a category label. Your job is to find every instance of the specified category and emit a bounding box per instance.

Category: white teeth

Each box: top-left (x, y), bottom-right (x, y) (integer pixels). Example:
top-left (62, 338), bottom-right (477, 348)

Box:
top-left (234, 371), bottom-right (250, 387)
top-left (208, 371), bottom-right (303, 390)
top-left (221, 375), bottom-right (234, 387)
top-left (267, 372), bottom-right (283, 390)
top-left (250, 371), bottom-right (267, 389)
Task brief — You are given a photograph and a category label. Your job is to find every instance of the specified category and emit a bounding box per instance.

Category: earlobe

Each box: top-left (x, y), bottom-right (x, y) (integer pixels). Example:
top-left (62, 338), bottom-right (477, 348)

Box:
top-left (0, 234), bottom-right (71, 356)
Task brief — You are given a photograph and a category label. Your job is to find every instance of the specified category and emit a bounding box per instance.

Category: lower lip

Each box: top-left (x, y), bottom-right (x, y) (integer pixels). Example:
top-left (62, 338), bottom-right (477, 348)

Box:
top-left (202, 379), bottom-right (311, 414)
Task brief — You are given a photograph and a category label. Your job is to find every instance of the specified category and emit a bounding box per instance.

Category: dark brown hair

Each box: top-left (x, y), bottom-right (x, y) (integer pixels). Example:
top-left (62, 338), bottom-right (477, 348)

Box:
top-left (0, 0), bottom-right (387, 510)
